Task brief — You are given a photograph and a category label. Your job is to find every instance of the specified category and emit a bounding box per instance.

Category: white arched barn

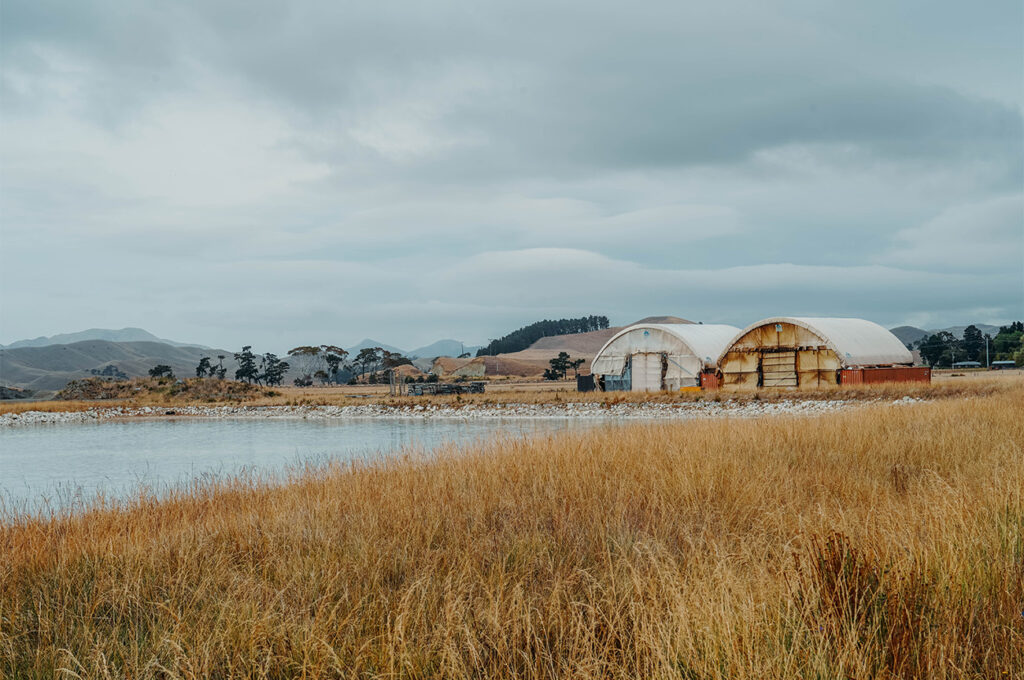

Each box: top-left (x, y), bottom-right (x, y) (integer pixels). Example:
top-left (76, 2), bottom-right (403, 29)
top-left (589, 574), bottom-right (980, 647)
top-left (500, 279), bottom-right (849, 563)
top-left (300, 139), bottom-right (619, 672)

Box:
top-left (591, 324), bottom-right (740, 391)
top-left (717, 317), bottom-right (918, 388)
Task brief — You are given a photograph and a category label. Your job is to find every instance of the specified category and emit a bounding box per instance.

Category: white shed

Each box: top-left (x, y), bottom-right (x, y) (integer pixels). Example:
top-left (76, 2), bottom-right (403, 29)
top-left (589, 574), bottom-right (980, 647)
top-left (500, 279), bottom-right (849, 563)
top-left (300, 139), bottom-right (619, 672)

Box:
top-left (591, 323), bottom-right (740, 391)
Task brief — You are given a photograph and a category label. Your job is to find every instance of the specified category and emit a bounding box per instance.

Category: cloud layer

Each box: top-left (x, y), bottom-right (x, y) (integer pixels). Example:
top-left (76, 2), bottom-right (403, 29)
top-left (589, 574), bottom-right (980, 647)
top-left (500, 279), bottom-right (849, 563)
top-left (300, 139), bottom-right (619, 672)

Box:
top-left (1, 1), bottom-right (1021, 350)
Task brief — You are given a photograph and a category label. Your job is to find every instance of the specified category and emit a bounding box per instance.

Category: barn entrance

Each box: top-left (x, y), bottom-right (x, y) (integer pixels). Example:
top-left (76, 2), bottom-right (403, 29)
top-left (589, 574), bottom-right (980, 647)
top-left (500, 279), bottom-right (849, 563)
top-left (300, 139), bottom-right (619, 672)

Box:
top-left (760, 351), bottom-right (797, 387)
top-left (631, 352), bottom-right (666, 392)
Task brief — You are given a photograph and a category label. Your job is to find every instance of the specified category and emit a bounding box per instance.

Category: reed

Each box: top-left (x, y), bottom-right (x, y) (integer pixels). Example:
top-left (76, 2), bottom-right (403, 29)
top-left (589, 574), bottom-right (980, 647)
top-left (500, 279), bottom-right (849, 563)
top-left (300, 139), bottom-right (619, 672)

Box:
top-left (1, 387), bottom-right (1022, 678)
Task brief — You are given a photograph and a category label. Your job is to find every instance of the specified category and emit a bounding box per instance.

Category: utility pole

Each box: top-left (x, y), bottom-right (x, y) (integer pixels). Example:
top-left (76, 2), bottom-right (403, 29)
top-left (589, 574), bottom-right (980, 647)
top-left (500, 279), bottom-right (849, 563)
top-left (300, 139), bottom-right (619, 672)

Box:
top-left (985, 335), bottom-right (990, 368)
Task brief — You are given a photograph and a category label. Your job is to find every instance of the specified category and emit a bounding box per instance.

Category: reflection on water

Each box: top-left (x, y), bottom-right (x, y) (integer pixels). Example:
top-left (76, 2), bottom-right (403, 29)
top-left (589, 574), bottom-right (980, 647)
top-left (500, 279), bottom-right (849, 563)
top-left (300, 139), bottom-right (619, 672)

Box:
top-left (0, 417), bottom-right (597, 514)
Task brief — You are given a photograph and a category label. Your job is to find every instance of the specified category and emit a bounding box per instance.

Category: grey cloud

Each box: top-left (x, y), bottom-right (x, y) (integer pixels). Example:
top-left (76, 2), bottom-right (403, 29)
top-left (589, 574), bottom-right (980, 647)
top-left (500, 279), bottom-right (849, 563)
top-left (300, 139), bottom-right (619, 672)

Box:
top-left (0, 0), bottom-right (1021, 349)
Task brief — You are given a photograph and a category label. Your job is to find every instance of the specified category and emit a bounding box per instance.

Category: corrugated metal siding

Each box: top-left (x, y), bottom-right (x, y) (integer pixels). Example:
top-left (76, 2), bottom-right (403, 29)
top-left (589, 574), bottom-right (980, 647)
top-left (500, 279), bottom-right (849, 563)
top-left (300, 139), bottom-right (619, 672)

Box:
top-left (840, 367), bottom-right (931, 384)
top-left (700, 371), bottom-right (720, 389)
top-left (841, 369), bottom-right (863, 385)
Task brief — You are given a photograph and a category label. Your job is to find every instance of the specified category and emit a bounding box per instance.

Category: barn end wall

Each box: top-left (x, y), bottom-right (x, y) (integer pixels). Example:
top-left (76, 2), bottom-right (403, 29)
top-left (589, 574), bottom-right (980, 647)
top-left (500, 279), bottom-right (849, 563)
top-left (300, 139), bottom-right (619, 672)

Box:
top-left (720, 321), bottom-right (841, 388)
top-left (720, 318), bottom-right (923, 389)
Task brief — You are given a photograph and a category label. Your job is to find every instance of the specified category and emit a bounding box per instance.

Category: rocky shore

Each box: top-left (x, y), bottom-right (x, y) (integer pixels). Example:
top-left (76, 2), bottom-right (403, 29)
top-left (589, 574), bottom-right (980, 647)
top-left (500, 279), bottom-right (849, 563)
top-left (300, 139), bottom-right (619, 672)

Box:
top-left (0, 397), bottom-right (921, 427)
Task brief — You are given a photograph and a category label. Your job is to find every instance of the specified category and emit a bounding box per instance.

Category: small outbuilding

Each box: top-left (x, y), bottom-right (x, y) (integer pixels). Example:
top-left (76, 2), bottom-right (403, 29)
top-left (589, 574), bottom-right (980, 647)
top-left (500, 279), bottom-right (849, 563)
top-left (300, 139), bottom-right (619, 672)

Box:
top-left (717, 317), bottom-right (921, 388)
top-left (590, 323), bottom-right (740, 391)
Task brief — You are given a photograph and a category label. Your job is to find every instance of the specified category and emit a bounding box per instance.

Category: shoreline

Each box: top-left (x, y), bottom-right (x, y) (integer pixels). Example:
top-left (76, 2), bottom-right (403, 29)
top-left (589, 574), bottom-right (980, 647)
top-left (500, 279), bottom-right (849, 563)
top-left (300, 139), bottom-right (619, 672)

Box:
top-left (0, 397), bottom-right (917, 427)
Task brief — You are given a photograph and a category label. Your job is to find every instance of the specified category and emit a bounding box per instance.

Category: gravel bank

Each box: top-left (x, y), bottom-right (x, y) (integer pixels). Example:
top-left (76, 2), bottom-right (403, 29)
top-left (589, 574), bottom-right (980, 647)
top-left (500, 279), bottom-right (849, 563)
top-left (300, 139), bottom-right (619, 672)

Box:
top-left (0, 397), bottom-right (921, 427)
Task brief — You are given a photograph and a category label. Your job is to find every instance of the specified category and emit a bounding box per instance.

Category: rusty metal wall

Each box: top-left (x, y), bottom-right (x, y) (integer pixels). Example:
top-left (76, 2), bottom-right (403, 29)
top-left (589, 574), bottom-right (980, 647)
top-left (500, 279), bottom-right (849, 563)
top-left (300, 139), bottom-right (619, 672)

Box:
top-left (721, 321), bottom-right (840, 389)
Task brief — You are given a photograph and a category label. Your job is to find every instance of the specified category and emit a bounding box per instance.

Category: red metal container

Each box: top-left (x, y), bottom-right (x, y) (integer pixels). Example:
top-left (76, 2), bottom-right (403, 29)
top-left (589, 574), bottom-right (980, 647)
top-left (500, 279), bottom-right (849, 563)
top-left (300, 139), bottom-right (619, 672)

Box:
top-left (700, 371), bottom-right (720, 390)
top-left (840, 367), bottom-right (930, 385)
top-left (840, 369), bottom-right (863, 385)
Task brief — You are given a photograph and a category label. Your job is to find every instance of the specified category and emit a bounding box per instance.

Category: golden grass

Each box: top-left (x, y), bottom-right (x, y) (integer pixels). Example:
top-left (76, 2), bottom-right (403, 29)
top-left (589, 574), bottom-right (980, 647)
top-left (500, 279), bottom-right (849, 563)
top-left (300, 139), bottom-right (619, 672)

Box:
top-left (2, 385), bottom-right (1022, 678)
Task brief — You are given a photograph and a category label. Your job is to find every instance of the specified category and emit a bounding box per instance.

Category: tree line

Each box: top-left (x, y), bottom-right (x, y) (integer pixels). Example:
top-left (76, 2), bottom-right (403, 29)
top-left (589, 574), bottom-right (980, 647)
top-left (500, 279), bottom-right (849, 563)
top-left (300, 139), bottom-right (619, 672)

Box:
top-left (185, 345), bottom-right (417, 387)
top-left (543, 351), bottom-right (585, 381)
top-left (476, 315), bottom-right (610, 356)
top-left (916, 322), bottom-right (1023, 368)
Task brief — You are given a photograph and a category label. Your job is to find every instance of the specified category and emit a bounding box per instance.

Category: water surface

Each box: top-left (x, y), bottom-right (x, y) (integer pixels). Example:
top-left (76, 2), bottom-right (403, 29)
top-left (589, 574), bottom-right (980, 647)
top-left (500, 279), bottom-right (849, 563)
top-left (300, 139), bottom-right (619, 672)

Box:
top-left (0, 417), bottom-right (598, 515)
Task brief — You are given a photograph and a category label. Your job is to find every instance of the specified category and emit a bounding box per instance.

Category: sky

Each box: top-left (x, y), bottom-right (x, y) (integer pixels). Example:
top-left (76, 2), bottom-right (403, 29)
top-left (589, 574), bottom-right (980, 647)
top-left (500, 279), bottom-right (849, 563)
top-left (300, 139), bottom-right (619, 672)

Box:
top-left (1, 0), bottom-right (1022, 352)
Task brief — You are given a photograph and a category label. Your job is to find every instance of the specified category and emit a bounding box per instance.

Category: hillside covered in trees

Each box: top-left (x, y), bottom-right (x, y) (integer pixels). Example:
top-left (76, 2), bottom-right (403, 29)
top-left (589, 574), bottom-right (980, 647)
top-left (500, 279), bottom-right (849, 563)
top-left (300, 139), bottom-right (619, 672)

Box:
top-left (476, 316), bottom-right (610, 356)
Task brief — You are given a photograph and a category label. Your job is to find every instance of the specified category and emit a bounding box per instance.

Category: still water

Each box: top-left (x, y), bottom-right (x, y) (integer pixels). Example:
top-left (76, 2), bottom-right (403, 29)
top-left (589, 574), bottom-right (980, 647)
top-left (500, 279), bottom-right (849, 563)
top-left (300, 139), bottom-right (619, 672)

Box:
top-left (0, 417), bottom-right (598, 515)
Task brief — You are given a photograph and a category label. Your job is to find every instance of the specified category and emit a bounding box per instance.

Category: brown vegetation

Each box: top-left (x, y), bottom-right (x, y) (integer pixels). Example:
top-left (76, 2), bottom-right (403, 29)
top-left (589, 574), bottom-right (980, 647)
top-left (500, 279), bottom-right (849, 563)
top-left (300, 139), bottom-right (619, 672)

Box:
top-left (54, 377), bottom-right (273, 403)
top-left (1, 385), bottom-right (1022, 678)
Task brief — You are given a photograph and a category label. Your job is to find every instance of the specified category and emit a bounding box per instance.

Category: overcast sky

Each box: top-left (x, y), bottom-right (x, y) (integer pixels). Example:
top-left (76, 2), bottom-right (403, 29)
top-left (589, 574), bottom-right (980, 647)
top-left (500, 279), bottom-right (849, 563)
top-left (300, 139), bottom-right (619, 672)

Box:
top-left (1, 1), bottom-right (1021, 352)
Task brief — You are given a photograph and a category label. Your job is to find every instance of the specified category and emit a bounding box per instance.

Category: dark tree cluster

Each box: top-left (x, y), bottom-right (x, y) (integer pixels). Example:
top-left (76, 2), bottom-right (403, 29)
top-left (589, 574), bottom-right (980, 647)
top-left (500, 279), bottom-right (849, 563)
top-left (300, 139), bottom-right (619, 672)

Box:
top-left (195, 355), bottom-right (228, 380)
top-left (477, 315), bottom-right (610, 356)
top-left (288, 345), bottom-right (350, 386)
top-left (917, 322), bottom-right (1023, 368)
top-left (544, 351), bottom-right (585, 381)
top-left (232, 346), bottom-right (290, 386)
top-left (148, 365), bottom-right (174, 379)
top-left (90, 364), bottom-right (129, 380)
top-left (186, 344), bottom-right (423, 388)
top-left (343, 347), bottom-right (415, 384)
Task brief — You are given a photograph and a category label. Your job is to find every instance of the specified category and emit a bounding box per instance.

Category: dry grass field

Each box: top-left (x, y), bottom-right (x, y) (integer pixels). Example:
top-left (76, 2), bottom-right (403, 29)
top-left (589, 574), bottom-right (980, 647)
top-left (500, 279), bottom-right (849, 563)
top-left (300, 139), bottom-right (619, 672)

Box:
top-left (1, 384), bottom-right (1022, 678)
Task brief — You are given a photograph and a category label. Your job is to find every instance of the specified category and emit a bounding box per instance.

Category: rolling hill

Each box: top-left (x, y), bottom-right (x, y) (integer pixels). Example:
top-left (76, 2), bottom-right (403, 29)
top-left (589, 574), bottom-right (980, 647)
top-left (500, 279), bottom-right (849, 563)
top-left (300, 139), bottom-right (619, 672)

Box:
top-left (344, 339), bottom-right (407, 356)
top-left (407, 339), bottom-right (482, 358)
top-left (889, 326), bottom-right (929, 347)
top-left (890, 324), bottom-right (1003, 347)
top-left (0, 341), bottom-right (237, 393)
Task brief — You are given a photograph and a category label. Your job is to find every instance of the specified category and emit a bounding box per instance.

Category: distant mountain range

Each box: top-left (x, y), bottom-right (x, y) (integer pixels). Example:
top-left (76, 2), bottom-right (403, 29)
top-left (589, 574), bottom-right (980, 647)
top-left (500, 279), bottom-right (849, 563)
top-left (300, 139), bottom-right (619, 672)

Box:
top-left (0, 327), bottom-right (209, 350)
top-left (889, 324), bottom-right (1002, 347)
top-left (889, 326), bottom-right (930, 346)
top-left (344, 338), bottom-right (408, 357)
top-left (344, 338), bottom-right (482, 358)
top-left (408, 339), bottom-right (482, 358)
top-left (0, 340), bottom-right (237, 392)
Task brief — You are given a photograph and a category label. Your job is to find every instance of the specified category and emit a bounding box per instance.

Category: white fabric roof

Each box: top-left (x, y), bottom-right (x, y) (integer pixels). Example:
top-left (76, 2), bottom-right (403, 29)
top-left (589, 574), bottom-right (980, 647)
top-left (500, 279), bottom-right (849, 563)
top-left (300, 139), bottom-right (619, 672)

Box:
top-left (721, 317), bottom-right (913, 367)
top-left (592, 323), bottom-right (740, 371)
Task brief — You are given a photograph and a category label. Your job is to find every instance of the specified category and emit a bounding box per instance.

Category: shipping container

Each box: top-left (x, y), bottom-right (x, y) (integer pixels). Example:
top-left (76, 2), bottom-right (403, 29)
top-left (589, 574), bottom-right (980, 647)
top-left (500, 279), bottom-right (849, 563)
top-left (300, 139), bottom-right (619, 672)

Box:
top-left (700, 371), bottom-right (720, 390)
top-left (840, 367), bottom-right (930, 385)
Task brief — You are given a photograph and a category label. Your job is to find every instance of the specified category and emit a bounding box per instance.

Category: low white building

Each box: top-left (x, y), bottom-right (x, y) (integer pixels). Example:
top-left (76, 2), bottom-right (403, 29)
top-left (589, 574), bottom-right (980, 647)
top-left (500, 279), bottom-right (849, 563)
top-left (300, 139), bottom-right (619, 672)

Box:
top-left (590, 323), bottom-right (740, 391)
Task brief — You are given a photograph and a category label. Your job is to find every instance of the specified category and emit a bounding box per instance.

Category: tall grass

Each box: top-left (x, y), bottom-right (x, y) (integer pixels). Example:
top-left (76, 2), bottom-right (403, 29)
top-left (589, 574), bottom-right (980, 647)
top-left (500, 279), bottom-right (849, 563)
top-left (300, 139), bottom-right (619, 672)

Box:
top-left (2, 388), bottom-right (1022, 678)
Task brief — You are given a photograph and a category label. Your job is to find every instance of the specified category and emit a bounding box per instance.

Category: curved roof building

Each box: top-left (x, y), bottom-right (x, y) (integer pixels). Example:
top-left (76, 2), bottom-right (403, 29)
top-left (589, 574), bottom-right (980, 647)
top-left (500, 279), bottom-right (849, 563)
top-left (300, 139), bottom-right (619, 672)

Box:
top-left (591, 323), bottom-right (739, 391)
top-left (717, 317), bottom-right (913, 388)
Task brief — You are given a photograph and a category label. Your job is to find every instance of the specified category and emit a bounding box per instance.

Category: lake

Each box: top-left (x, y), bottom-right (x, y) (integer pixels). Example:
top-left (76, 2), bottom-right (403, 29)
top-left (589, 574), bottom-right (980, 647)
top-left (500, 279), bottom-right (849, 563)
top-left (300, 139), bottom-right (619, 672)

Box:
top-left (0, 417), bottom-right (599, 515)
